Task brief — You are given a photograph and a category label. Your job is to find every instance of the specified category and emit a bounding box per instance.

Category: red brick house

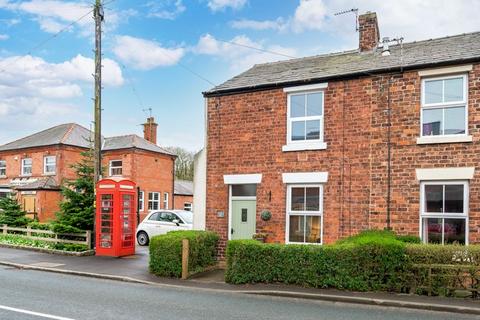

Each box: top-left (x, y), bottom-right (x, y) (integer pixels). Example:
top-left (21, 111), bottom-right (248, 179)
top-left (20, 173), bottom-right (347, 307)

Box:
top-left (174, 180), bottom-right (193, 211)
top-left (0, 118), bottom-right (175, 222)
top-left (202, 12), bottom-right (480, 254)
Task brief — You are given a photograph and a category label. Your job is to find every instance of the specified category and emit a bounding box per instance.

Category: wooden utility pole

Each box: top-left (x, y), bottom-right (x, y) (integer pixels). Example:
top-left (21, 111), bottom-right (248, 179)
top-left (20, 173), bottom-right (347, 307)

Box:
top-left (92, 0), bottom-right (103, 249)
top-left (93, 0), bottom-right (103, 184)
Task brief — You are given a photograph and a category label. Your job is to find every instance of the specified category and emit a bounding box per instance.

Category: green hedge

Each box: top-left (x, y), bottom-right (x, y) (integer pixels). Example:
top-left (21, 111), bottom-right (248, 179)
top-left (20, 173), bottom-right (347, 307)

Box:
top-left (226, 234), bottom-right (480, 296)
top-left (226, 238), bottom-right (409, 291)
top-left (149, 230), bottom-right (219, 278)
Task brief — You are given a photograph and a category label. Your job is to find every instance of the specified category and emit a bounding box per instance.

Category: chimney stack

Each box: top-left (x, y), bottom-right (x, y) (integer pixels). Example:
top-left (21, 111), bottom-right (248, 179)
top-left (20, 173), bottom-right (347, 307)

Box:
top-left (143, 117), bottom-right (158, 145)
top-left (358, 12), bottom-right (380, 52)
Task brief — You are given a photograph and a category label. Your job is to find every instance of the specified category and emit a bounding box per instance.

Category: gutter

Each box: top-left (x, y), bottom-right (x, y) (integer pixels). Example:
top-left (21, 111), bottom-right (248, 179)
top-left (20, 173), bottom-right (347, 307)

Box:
top-left (203, 57), bottom-right (480, 97)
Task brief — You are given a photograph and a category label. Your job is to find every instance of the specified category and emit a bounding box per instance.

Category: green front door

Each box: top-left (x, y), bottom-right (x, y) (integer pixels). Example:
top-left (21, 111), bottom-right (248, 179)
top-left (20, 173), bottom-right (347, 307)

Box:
top-left (231, 199), bottom-right (256, 240)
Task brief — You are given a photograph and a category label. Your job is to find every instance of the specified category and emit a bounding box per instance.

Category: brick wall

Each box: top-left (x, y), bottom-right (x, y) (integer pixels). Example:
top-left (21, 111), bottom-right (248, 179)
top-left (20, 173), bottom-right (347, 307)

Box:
top-left (206, 63), bottom-right (480, 255)
top-left (174, 194), bottom-right (193, 210)
top-left (0, 145), bottom-right (175, 223)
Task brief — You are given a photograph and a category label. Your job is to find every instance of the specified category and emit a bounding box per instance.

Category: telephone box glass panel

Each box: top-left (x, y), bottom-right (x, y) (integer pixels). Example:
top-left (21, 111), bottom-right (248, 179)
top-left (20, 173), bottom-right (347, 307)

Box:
top-left (100, 194), bottom-right (113, 248)
top-left (121, 194), bottom-right (134, 248)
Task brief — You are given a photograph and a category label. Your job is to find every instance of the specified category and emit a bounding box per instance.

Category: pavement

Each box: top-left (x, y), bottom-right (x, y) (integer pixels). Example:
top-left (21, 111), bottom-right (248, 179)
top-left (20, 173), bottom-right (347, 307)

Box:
top-left (0, 246), bottom-right (479, 316)
top-left (3, 268), bottom-right (476, 320)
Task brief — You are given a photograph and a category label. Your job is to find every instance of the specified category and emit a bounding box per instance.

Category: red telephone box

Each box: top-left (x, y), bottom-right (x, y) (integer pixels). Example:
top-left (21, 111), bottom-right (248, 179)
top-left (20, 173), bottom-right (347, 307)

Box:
top-left (95, 178), bottom-right (136, 257)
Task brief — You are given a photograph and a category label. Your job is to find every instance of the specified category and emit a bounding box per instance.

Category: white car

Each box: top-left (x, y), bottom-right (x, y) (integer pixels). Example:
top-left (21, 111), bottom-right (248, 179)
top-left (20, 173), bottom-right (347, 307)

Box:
top-left (136, 210), bottom-right (193, 246)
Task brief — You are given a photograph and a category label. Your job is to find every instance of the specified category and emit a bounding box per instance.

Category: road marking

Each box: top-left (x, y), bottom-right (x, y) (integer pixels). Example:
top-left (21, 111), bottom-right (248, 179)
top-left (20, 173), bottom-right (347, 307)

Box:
top-left (0, 305), bottom-right (75, 320)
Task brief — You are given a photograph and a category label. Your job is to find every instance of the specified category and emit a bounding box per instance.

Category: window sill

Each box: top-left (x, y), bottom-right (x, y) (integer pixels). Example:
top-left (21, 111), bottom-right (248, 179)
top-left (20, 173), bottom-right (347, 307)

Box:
top-left (416, 135), bottom-right (472, 145)
top-left (282, 142), bottom-right (327, 152)
top-left (43, 173), bottom-right (56, 176)
top-left (0, 175), bottom-right (6, 179)
top-left (19, 174), bottom-right (32, 178)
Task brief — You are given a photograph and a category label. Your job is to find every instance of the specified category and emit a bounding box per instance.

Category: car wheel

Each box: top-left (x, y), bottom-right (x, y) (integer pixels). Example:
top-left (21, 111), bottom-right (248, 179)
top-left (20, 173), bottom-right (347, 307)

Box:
top-left (137, 231), bottom-right (149, 246)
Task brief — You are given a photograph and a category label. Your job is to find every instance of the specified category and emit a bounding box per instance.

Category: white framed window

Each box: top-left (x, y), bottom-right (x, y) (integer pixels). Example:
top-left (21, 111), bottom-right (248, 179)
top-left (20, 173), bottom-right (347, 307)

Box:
top-left (43, 156), bottom-right (56, 174)
top-left (163, 192), bottom-right (169, 209)
top-left (420, 181), bottom-right (468, 245)
top-left (148, 192), bottom-right (160, 211)
top-left (184, 202), bottom-right (192, 211)
top-left (138, 191), bottom-right (144, 211)
top-left (0, 160), bottom-right (6, 177)
top-left (421, 74), bottom-right (468, 137)
top-left (284, 90), bottom-right (326, 152)
top-left (21, 158), bottom-right (32, 176)
top-left (109, 160), bottom-right (122, 176)
top-left (286, 184), bottom-right (323, 244)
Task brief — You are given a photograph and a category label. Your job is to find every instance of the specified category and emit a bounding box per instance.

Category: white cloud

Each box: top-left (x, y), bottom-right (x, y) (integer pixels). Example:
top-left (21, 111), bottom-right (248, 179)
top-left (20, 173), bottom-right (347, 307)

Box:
top-left (113, 35), bottom-right (185, 70)
top-left (0, 54), bottom-right (123, 118)
top-left (292, 0), bottom-right (327, 32)
top-left (146, 0), bottom-right (186, 20)
top-left (208, 0), bottom-right (247, 11)
top-left (195, 33), bottom-right (297, 72)
top-left (0, 0), bottom-right (132, 37)
top-left (0, 34), bottom-right (8, 40)
top-left (0, 18), bottom-right (20, 27)
top-left (230, 18), bottom-right (286, 31)
top-left (232, 0), bottom-right (480, 46)
top-left (322, 0), bottom-right (480, 43)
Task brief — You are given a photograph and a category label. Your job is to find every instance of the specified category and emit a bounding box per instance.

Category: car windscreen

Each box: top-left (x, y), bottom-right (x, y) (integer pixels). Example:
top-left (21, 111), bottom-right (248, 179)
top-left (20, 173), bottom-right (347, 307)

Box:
top-left (178, 211), bottom-right (193, 224)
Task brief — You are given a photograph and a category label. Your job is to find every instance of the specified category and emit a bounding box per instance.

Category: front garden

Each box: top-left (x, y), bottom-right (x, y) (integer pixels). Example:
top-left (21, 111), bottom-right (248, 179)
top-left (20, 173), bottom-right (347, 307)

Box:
top-left (225, 230), bottom-right (480, 298)
top-left (0, 150), bottom-right (95, 254)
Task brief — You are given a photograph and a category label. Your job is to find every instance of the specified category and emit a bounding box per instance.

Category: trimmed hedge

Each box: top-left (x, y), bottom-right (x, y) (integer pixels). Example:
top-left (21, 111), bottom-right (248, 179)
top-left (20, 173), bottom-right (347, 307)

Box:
top-left (226, 238), bottom-right (409, 291)
top-left (226, 232), bottom-right (480, 296)
top-left (149, 230), bottom-right (219, 278)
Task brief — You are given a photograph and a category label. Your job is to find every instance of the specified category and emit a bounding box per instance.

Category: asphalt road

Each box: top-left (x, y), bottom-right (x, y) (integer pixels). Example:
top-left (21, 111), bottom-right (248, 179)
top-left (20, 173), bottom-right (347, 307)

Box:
top-left (0, 267), bottom-right (478, 320)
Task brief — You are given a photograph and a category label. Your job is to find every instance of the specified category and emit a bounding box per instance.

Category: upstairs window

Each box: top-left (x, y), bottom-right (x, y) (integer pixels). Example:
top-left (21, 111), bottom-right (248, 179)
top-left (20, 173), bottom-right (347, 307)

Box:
top-left (421, 75), bottom-right (467, 137)
top-left (287, 92), bottom-right (324, 144)
top-left (44, 156), bottom-right (56, 174)
top-left (21, 158), bottom-right (32, 176)
top-left (109, 160), bottom-right (123, 176)
top-left (0, 160), bottom-right (5, 177)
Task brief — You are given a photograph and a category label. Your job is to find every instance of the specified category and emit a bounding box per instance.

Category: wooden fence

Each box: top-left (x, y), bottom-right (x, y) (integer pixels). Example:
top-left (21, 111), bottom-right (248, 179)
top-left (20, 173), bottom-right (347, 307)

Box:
top-left (1, 225), bottom-right (91, 249)
top-left (409, 263), bottom-right (480, 298)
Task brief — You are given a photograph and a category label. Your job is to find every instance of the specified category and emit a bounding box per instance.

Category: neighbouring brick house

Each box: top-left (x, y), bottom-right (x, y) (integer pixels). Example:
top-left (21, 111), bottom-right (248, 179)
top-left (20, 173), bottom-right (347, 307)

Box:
top-left (0, 117), bottom-right (176, 222)
top-left (202, 11), bottom-right (480, 254)
top-left (174, 179), bottom-right (193, 211)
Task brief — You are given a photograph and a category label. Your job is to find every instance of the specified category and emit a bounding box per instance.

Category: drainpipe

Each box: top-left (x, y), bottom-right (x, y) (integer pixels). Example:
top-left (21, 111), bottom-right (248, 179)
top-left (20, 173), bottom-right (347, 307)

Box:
top-left (386, 77), bottom-right (392, 230)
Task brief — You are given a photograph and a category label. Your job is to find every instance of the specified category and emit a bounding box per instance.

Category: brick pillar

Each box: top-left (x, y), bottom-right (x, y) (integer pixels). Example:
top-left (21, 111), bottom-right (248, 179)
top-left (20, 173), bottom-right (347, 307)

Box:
top-left (358, 12), bottom-right (380, 52)
top-left (143, 117), bottom-right (158, 145)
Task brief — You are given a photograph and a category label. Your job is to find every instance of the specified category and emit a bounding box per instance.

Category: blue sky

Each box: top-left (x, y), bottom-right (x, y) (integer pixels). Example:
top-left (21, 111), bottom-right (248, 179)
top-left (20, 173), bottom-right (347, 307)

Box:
top-left (1, 0), bottom-right (479, 152)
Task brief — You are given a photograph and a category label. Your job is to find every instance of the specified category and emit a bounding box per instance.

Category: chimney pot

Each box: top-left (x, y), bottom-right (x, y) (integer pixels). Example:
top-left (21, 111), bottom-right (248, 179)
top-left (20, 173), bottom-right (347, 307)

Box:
top-left (358, 12), bottom-right (380, 52)
top-left (143, 117), bottom-right (158, 145)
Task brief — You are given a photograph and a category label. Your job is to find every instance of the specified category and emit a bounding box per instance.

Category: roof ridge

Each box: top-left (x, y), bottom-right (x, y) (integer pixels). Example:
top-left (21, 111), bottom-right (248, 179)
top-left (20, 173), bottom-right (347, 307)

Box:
top-left (0, 123), bottom-right (73, 148)
top-left (60, 123), bottom-right (76, 144)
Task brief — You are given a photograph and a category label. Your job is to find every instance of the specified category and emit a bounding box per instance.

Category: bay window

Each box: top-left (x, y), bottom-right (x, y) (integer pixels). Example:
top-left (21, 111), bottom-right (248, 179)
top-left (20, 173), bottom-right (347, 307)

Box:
top-left (286, 185), bottom-right (323, 244)
top-left (420, 181), bottom-right (468, 245)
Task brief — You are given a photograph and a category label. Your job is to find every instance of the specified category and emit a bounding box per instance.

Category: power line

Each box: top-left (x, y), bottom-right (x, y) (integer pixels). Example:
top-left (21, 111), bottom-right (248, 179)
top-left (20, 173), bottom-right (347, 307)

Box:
top-left (0, 7), bottom-right (94, 74)
top-left (215, 38), bottom-right (298, 59)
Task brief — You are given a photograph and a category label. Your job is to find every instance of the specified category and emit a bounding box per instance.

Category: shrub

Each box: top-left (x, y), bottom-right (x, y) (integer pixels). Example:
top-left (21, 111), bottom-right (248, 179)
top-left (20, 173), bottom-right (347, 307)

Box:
top-left (226, 239), bottom-right (409, 292)
top-left (149, 230), bottom-right (219, 278)
top-left (0, 196), bottom-right (32, 227)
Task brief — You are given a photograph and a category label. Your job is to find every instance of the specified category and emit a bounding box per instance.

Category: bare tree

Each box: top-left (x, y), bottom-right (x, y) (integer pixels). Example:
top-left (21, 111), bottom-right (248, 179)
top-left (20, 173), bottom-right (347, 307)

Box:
top-left (166, 147), bottom-right (195, 181)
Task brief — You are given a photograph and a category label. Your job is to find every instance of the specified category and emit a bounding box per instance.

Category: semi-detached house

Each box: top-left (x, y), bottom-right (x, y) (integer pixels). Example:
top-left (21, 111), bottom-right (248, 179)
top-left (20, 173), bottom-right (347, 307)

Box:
top-left (201, 12), bottom-right (480, 255)
top-left (0, 117), bottom-right (176, 222)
